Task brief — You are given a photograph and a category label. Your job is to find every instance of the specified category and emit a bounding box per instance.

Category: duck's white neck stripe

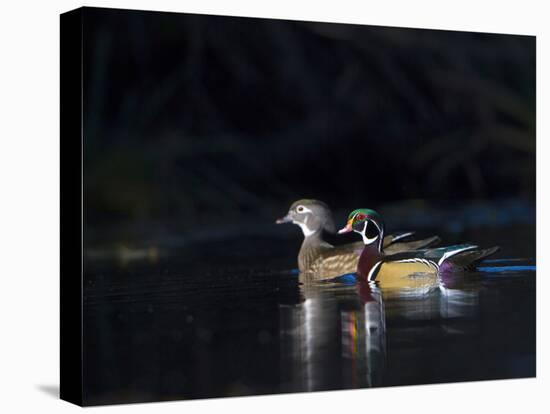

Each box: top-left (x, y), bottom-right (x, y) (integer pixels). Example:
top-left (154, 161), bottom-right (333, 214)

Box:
top-left (297, 222), bottom-right (316, 237)
top-left (361, 233), bottom-right (378, 245)
top-left (360, 221), bottom-right (379, 245)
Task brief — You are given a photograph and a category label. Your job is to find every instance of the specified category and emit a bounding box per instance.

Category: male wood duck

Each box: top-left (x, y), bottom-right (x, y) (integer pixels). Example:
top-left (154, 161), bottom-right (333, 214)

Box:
top-left (276, 199), bottom-right (440, 280)
top-left (338, 208), bottom-right (499, 285)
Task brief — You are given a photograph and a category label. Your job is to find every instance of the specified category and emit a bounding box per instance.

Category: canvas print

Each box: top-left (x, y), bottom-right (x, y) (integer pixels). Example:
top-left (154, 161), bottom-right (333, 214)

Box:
top-left (60, 7), bottom-right (535, 406)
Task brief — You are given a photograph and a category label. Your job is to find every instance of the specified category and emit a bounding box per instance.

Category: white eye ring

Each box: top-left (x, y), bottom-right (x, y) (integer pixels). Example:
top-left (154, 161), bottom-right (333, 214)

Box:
top-left (295, 205), bottom-right (313, 214)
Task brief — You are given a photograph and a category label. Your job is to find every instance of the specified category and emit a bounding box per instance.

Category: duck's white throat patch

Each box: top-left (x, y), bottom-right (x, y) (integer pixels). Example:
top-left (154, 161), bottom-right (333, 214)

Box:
top-left (293, 206), bottom-right (316, 237)
top-left (296, 222), bottom-right (316, 237)
top-left (296, 214), bottom-right (316, 237)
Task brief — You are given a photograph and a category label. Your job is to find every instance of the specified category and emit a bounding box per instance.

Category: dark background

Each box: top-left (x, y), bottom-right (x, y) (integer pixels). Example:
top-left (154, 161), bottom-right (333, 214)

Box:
top-left (82, 7), bottom-right (535, 247)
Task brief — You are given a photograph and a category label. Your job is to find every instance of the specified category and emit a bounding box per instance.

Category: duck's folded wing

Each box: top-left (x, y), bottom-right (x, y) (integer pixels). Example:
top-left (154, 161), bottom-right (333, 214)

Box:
top-left (323, 240), bottom-right (364, 256)
top-left (384, 244), bottom-right (499, 270)
top-left (385, 244), bottom-right (474, 262)
top-left (385, 236), bottom-right (441, 254)
top-left (383, 232), bottom-right (413, 247)
top-left (440, 246), bottom-right (500, 269)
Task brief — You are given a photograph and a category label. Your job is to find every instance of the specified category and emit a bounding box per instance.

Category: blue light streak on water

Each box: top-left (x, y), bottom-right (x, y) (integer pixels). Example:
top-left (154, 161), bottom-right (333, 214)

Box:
top-left (332, 273), bottom-right (357, 284)
top-left (483, 259), bottom-right (534, 263)
top-left (477, 265), bottom-right (536, 273)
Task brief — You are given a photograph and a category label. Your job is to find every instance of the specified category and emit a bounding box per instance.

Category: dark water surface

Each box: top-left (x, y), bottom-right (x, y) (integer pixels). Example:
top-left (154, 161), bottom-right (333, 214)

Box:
top-left (83, 232), bottom-right (535, 405)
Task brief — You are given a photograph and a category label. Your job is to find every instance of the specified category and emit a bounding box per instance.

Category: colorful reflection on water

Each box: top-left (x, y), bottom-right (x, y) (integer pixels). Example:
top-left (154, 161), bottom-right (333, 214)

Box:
top-left (83, 239), bottom-right (535, 405)
top-left (278, 261), bottom-right (535, 392)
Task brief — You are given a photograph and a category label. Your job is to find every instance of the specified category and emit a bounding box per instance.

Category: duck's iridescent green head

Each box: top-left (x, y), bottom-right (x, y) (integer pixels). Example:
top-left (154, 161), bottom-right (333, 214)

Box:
top-left (338, 208), bottom-right (385, 245)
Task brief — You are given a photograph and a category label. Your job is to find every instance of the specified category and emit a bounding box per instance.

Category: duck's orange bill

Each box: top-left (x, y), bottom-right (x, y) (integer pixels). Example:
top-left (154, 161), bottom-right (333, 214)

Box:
top-left (338, 220), bottom-right (353, 234)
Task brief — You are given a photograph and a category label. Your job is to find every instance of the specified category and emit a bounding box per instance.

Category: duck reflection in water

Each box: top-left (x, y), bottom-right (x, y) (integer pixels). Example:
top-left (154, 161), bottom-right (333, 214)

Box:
top-left (279, 271), bottom-right (484, 392)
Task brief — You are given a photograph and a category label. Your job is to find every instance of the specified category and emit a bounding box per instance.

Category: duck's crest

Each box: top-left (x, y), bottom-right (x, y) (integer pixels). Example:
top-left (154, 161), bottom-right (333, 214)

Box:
top-left (347, 208), bottom-right (382, 221)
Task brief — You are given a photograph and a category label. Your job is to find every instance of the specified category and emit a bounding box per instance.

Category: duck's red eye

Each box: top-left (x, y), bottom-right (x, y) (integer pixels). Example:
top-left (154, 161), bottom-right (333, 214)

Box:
top-left (356, 214), bottom-right (367, 221)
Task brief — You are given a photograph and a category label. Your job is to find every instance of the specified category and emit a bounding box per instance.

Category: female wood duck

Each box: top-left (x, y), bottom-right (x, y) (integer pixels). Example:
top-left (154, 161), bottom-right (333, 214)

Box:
top-left (276, 199), bottom-right (440, 280)
top-left (338, 208), bottom-right (499, 285)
